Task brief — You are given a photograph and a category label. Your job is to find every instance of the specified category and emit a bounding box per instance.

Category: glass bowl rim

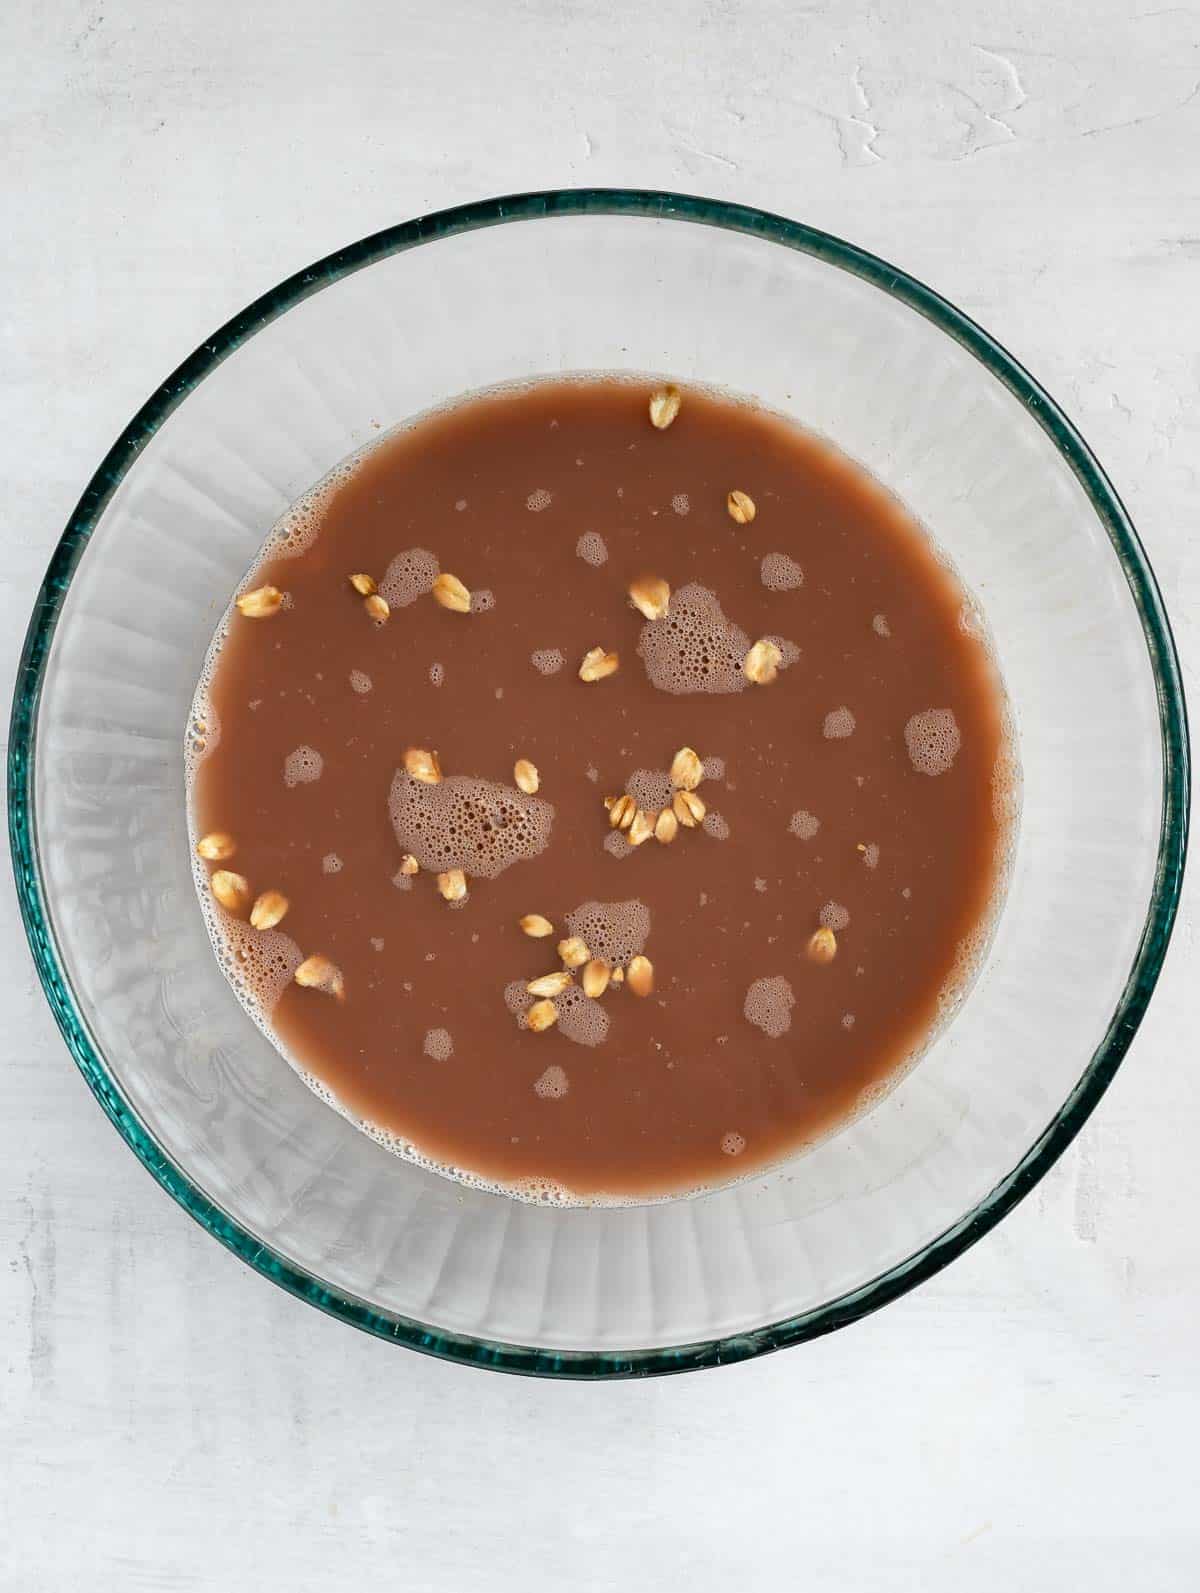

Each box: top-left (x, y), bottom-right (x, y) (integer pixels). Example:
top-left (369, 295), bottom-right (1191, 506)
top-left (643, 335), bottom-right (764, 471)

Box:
top-left (8, 188), bottom-right (1189, 1378)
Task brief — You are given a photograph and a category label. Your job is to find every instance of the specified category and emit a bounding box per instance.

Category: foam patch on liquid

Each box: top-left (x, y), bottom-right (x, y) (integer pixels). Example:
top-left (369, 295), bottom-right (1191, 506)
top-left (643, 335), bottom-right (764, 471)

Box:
top-left (625, 768), bottom-right (674, 811)
top-left (744, 975), bottom-right (795, 1038)
top-left (534, 1064), bottom-right (569, 1099)
top-left (823, 707), bottom-right (856, 740)
top-left (349, 669), bottom-right (372, 694)
top-left (760, 552), bottom-right (804, 591)
top-left (423, 1027), bottom-right (453, 1061)
top-left (526, 488), bottom-right (553, 512)
top-left (721, 1131), bottom-right (746, 1156)
top-left (530, 648), bottom-right (564, 675)
top-left (283, 744), bottom-right (323, 787)
top-left (379, 547), bottom-right (439, 608)
top-left (904, 708), bottom-right (961, 776)
top-left (575, 531), bottom-right (608, 566)
top-left (702, 811), bottom-right (730, 840)
top-left (389, 770), bottom-right (554, 877)
top-left (565, 899), bottom-right (651, 967)
top-left (637, 582), bottom-right (751, 695)
top-left (789, 810), bottom-right (820, 840)
top-left (820, 901), bottom-right (851, 931)
top-left (554, 986), bottom-right (610, 1048)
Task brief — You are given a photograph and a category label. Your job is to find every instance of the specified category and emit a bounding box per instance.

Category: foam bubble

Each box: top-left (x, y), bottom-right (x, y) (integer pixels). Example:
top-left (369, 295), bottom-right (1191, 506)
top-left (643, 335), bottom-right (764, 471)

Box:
top-left (470, 589), bottom-right (495, 614)
top-left (283, 744), bottom-right (323, 787)
top-left (760, 552), bottom-right (804, 591)
top-left (744, 975), bottom-right (795, 1038)
top-left (565, 899), bottom-right (650, 967)
top-left (350, 669), bottom-right (372, 694)
top-left (603, 831), bottom-right (632, 859)
top-left (861, 842), bottom-right (880, 869)
top-left (379, 547), bottom-right (439, 608)
top-left (527, 488), bottom-right (553, 513)
top-left (904, 708), bottom-right (961, 776)
top-left (823, 707), bottom-right (856, 740)
top-left (530, 648), bottom-right (564, 675)
top-left (423, 1027), bottom-right (453, 1061)
top-left (392, 868), bottom-right (413, 891)
top-left (789, 809), bottom-right (820, 840)
top-left (841, 1013), bottom-right (856, 1030)
top-left (322, 852), bottom-right (343, 874)
top-left (576, 531), bottom-right (608, 567)
top-left (671, 493), bottom-right (690, 516)
top-left (721, 1131), bottom-right (746, 1156)
top-left (625, 768), bottom-right (674, 810)
top-left (820, 901), bottom-right (850, 931)
top-left (872, 613), bottom-right (891, 637)
top-left (637, 583), bottom-right (751, 695)
top-left (534, 1064), bottom-right (569, 1099)
top-left (702, 811), bottom-right (730, 840)
top-left (389, 770), bottom-right (554, 878)
top-left (701, 755), bottom-right (725, 782)
top-left (429, 661), bottom-right (444, 687)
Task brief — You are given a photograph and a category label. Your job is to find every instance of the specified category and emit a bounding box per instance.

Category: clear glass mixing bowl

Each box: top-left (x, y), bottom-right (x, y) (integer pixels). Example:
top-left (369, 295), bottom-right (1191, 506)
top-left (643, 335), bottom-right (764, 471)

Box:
top-left (9, 191), bottom-right (1188, 1376)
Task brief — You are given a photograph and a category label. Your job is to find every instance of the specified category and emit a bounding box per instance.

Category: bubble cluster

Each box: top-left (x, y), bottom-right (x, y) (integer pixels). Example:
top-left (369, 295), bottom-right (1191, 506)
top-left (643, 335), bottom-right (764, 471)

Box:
top-left (349, 670), bottom-right (372, 694)
top-left (872, 613), bottom-right (891, 637)
top-left (379, 547), bottom-right (439, 608)
top-left (701, 755), bottom-right (725, 782)
top-left (575, 531), bottom-right (608, 567)
top-left (526, 488), bottom-right (553, 512)
top-left (423, 1027), bottom-right (454, 1061)
top-left (625, 768), bottom-right (674, 811)
top-left (555, 985), bottom-right (610, 1048)
top-left (283, 745), bottom-right (324, 787)
top-left (388, 770), bottom-right (554, 878)
top-left (861, 842), bottom-right (880, 869)
top-left (823, 707), bottom-right (856, 740)
top-left (904, 708), bottom-right (961, 776)
top-left (721, 1131), bottom-right (746, 1157)
top-left (534, 1064), bottom-right (569, 1099)
top-left (820, 901), bottom-right (851, 931)
top-left (637, 582), bottom-right (751, 695)
top-left (702, 811), bottom-right (730, 840)
top-left (565, 899), bottom-right (650, 967)
top-left (504, 979), bottom-right (533, 1017)
top-left (470, 589), bottom-right (495, 614)
top-left (671, 493), bottom-right (690, 516)
top-left (789, 809), bottom-right (820, 840)
top-left (744, 975), bottom-right (795, 1039)
top-left (760, 552), bottom-right (804, 591)
top-left (322, 852), bottom-right (343, 874)
top-left (603, 831), bottom-right (632, 860)
top-left (530, 648), bottom-right (564, 675)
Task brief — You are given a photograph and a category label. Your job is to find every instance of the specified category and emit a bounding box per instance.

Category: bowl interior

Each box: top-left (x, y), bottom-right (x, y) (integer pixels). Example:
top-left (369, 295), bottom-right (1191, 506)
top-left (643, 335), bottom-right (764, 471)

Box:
top-left (16, 196), bottom-right (1184, 1369)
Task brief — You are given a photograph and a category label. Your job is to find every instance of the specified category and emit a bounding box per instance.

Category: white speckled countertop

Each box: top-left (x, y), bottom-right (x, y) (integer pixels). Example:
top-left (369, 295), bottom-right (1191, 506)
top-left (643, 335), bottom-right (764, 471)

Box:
top-left (2, 3), bottom-right (1196, 1586)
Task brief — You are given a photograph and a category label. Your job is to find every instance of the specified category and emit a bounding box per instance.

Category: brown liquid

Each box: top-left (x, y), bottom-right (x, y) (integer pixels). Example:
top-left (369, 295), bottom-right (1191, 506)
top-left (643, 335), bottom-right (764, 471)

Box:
top-left (192, 378), bottom-right (1009, 1201)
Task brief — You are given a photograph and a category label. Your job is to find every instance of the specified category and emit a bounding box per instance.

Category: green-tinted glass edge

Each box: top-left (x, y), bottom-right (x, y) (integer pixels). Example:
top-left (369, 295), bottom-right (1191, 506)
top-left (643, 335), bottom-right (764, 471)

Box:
top-left (8, 189), bottom-right (1189, 1379)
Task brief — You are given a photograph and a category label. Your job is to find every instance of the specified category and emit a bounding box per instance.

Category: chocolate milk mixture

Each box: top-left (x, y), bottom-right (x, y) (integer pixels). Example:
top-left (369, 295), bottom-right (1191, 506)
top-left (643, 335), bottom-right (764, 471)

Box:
top-left (190, 378), bottom-right (1011, 1201)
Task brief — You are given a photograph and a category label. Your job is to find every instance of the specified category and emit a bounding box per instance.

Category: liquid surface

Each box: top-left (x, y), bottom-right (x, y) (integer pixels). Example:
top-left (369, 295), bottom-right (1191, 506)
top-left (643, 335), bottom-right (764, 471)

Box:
top-left (191, 378), bottom-right (1011, 1201)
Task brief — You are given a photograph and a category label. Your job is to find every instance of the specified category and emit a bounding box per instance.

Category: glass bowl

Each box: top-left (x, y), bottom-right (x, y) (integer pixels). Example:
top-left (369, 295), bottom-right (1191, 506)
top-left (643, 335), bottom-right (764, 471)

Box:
top-left (9, 190), bottom-right (1188, 1377)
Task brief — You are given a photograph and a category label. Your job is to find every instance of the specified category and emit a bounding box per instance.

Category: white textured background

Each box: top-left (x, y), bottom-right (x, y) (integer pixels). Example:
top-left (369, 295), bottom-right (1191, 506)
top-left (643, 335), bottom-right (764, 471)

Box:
top-left (2, 3), bottom-right (1197, 1588)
